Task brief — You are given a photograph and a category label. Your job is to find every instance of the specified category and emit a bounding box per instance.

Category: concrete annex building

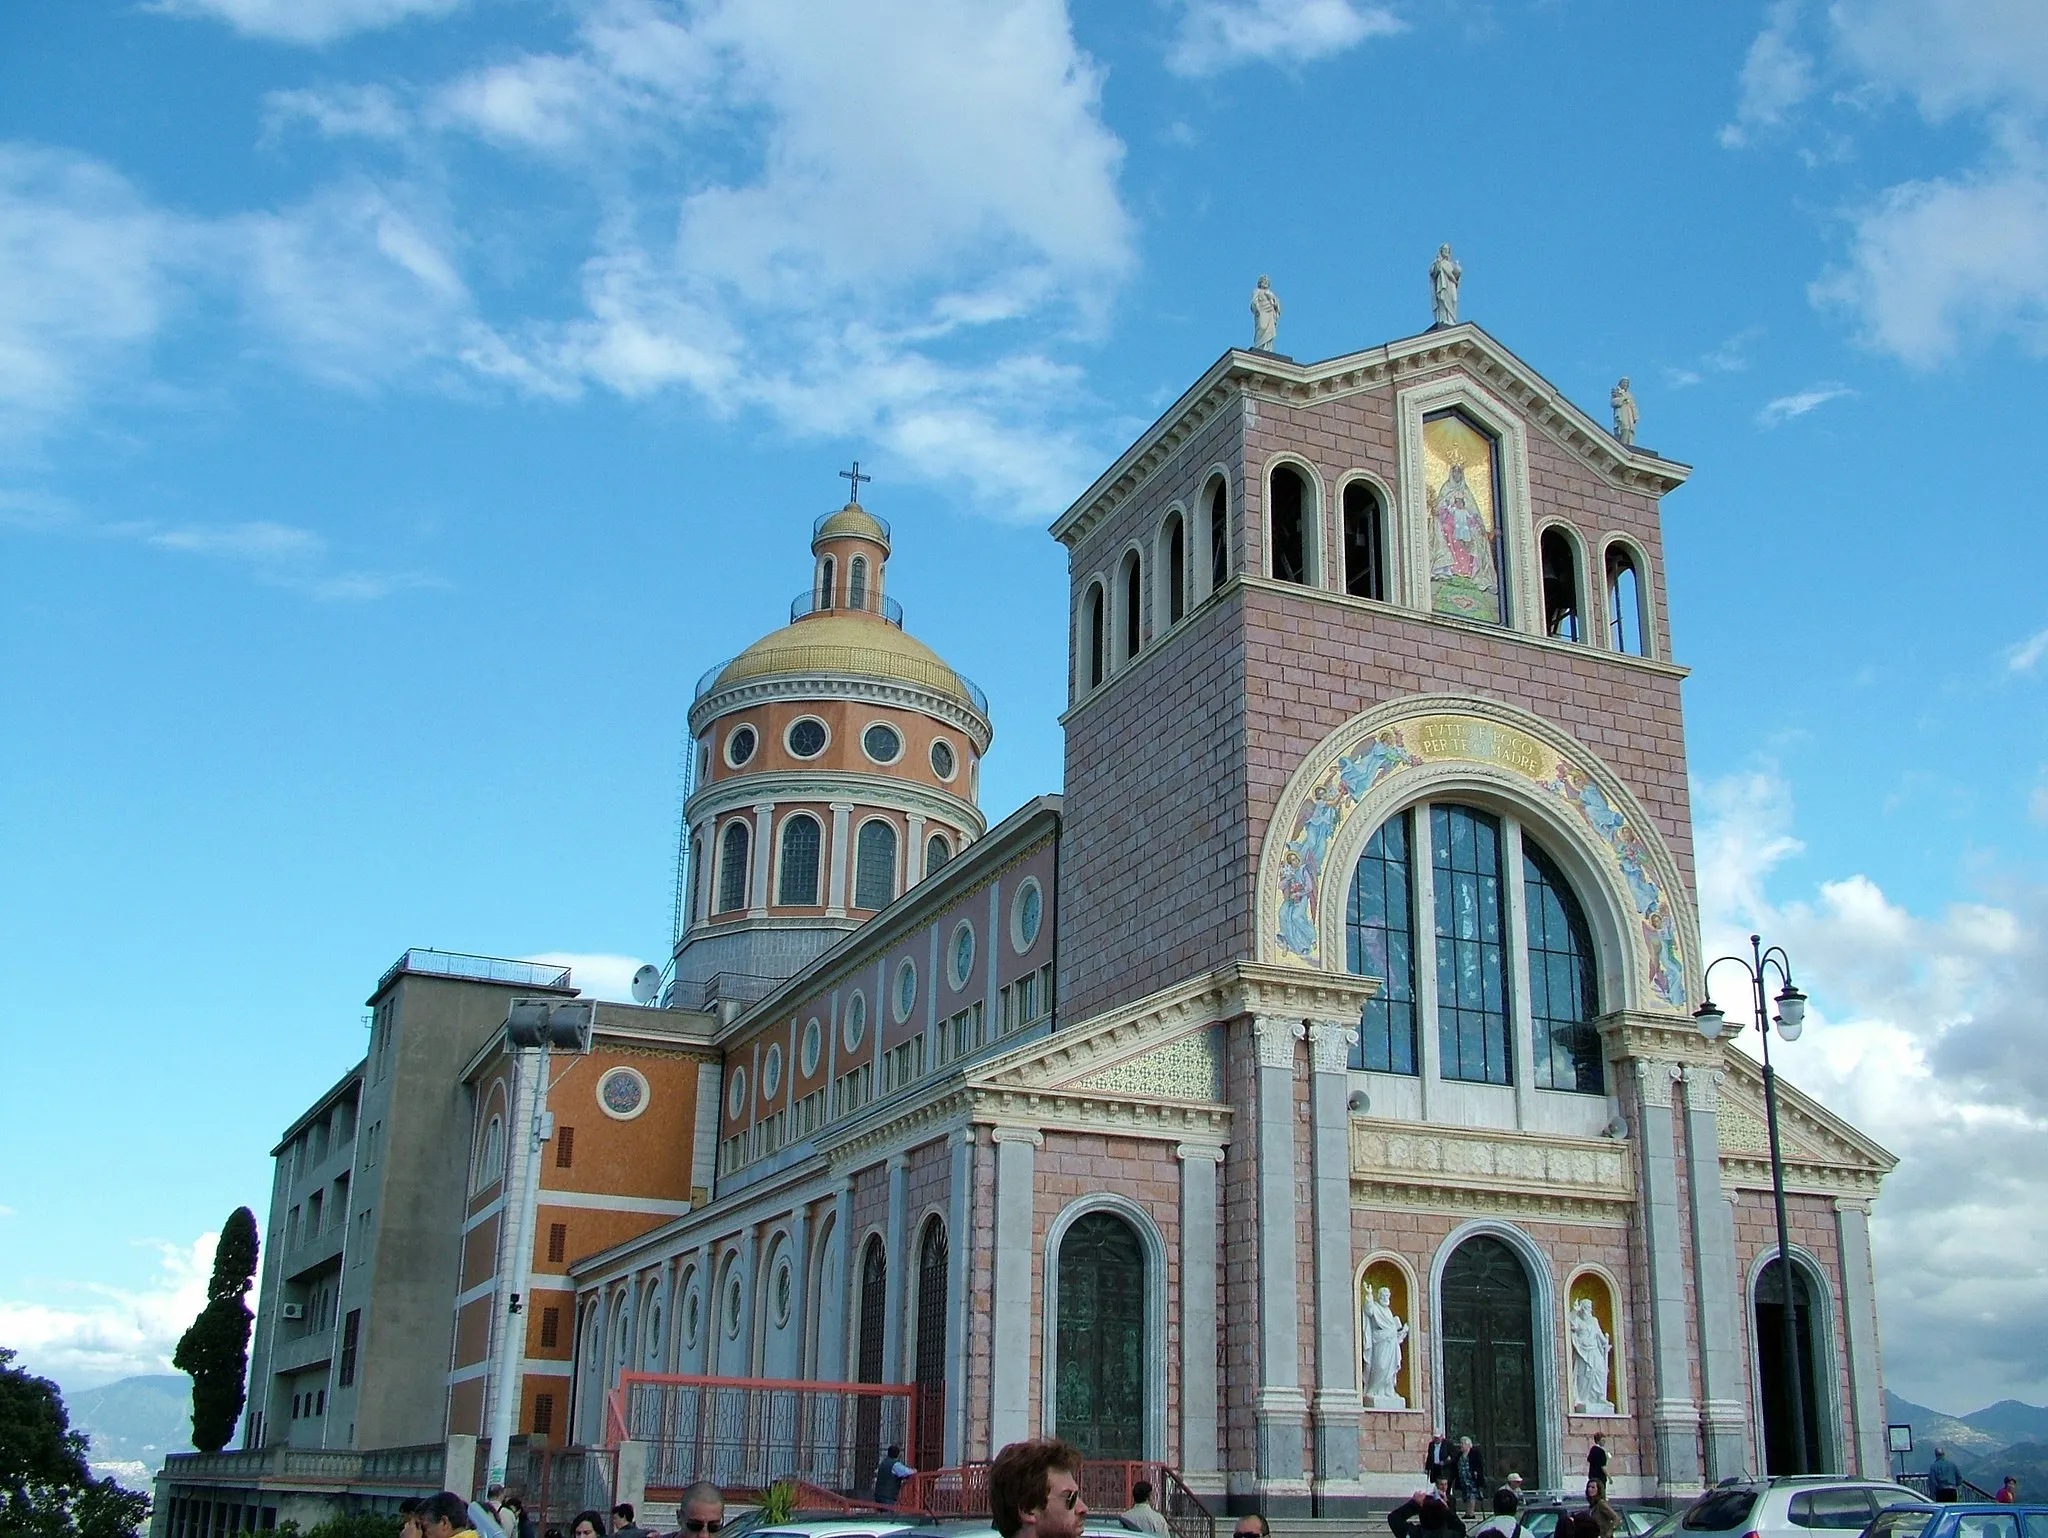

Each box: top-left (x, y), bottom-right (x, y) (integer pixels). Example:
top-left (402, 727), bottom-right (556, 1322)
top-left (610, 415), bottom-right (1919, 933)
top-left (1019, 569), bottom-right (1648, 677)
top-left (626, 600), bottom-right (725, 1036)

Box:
top-left (164, 294), bottom-right (1898, 1535)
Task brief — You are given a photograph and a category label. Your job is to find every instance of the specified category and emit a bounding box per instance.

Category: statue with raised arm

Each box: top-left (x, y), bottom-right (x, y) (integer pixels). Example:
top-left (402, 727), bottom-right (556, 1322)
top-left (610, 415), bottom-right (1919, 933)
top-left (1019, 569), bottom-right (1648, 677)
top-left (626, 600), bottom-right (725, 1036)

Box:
top-left (1611, 377), bottom-right (1639, 446)
top-left (1362, 1285), bottom-right (1410, 1408)
top-left (1250, 275), bottom-right (1281, 352)
top-left (1569, 1297), bottom-right (1614, 1413)
top-left (1430, 244), bottom-right (1462, 327)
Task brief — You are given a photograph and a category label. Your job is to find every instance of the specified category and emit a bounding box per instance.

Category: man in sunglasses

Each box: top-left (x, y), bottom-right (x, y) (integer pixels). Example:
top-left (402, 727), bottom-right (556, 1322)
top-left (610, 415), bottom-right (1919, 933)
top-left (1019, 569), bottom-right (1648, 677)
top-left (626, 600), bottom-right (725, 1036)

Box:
top-left (677, 1482), bottom-right (724, 1537)
top-left (990, 1438), bottom-right (1087, 1538)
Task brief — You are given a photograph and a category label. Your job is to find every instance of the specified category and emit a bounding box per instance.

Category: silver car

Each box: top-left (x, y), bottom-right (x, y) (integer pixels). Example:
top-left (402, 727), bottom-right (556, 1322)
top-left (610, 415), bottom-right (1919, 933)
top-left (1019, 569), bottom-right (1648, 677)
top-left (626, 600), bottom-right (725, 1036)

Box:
top-left (1678, 1479), bottom-right (1929, 1538)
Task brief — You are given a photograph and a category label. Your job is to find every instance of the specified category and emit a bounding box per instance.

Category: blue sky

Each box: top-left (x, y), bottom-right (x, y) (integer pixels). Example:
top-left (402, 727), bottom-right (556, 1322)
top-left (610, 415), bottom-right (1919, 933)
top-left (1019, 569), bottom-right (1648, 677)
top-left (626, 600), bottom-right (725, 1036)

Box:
top-left (3, 0), bottom-right (2045, 1418)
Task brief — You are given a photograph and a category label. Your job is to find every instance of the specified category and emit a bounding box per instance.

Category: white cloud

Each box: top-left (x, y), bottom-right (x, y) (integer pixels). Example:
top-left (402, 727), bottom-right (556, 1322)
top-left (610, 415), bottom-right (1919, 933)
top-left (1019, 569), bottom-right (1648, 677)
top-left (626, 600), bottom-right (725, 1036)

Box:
top-left (151, 0), bottom-right (465, 46)
top-left (1812, 150), bottom-right (2048, 367)
top-left (263, 84), bottom-right (410, 141)
top-left (1166, 0), bottom-right (1403, 77)
top-left (0, 1234), bottom-right (214, 1391)
top-left (1694, 766), bottom-right (2048, 1411)
top-left (1756, 380), bottom-right (1854, 424)
top-left (1720, 0), bottom-right (1814, 147)
top-left (1828, 0), bottom-right (2048, 122)
top-left (0, 145), bottom-right (176, 445)
top-left (2008, 628), bottom-right (2048, 674)
top-left (523, 952), bottom-right (655, 1002)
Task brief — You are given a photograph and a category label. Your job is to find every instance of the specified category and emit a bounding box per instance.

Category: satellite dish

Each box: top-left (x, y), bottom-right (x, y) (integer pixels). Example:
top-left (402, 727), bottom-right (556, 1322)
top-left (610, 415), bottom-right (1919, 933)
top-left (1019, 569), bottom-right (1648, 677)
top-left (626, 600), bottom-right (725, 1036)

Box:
top-left (630, 964), bottom-right (662, 1005)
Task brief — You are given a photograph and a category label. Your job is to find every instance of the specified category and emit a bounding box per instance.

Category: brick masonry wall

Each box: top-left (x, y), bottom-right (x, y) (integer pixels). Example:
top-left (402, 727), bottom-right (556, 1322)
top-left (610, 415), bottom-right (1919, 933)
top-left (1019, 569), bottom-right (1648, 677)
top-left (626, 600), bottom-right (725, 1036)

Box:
top-left (1731, 1188), bottom-right (1856, 1467)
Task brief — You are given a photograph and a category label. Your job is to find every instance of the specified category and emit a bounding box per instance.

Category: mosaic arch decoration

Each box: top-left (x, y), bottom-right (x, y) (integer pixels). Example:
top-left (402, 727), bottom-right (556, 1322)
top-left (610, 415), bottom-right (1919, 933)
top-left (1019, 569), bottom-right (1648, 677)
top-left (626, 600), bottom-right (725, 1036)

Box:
top-left (1267, 708), bottom-right (1690, 1011)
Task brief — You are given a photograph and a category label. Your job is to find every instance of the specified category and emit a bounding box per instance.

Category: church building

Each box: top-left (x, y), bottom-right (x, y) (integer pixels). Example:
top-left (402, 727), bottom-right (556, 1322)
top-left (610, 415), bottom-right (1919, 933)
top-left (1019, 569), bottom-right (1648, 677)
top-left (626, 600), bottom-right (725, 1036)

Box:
top-left (548, 287), bottom-right (1898, 1512)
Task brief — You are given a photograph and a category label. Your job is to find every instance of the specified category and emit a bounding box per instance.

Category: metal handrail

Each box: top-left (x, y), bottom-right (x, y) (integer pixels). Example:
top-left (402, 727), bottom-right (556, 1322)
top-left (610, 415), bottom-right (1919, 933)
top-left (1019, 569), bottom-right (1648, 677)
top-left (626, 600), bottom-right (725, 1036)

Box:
top-left (789, 589), bottom-right (904, 627)
top-left (375, 949), bottom-right (572, 995)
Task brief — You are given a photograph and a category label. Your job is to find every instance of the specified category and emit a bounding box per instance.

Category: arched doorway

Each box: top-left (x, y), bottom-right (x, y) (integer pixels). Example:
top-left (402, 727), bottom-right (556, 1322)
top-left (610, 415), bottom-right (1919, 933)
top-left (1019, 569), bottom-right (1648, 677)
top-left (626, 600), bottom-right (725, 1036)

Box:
top-left (1054, 1212), bottom-right (1145, 1457)
top-left (913, 1218), bottom-right (948, 1469)
top-left (1755, 1256), bottom-right (1826, 1474)
top-left (1441, 1236), bottom-right (1539, 1486)
top-left (855, 1236), bottom-right (887, 1481)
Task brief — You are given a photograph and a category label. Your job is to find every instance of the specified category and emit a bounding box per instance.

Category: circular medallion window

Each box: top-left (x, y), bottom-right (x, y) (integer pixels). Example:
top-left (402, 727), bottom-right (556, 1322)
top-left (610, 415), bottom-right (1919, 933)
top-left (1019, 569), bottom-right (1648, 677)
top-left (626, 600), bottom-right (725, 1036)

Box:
top-left (726, 1065), bottom-right (748, 1119)
top-left (843, 991), bottom-right (867, 1053)
top-left (1012, 876), bottom-right (1044, 953)
top-left (761, 1042), bottom-right (783, 1100)
top-left (862, 722), bottom-right (903, 764)
top-left (894, 958), bottom-right (918, 1022)
top-left (786, 717), bottom-right (828, 758)
top-left (930, 738), bottom-right (957, 780)
top-left (725, 1275), bottom-right (742, 1337)
top-left (597, 1066), bottom-right (650, 1121)
top-left (773, 1260), bottom-right (793, 1327)
top-left (949, 921), bottom-right (975, 990)
top-left (801, 1018), bottom-right (823, 1077)
top-left (724, 724), bottom-right (758, 767)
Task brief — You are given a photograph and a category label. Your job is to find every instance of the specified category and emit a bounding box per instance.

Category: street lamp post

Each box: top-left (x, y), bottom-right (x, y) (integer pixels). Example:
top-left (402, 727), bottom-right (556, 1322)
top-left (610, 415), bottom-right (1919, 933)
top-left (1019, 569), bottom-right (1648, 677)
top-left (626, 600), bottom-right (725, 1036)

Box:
top-left (1693, 933), bottom-right (1810, 1476)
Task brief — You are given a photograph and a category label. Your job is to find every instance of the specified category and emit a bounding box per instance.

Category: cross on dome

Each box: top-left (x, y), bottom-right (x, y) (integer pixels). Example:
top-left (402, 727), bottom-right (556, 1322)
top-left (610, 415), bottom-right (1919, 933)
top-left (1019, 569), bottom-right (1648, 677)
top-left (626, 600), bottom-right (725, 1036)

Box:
top-left (839, 460), bottom-right (871, 504)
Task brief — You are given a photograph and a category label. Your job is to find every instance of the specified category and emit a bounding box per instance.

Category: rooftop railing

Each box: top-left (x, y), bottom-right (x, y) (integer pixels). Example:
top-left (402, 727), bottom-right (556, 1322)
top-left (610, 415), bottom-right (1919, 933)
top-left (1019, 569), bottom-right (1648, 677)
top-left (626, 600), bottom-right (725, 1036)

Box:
top-left (788, 588), bottom-right (903, 627)
top-left (375, 948), bottom-right (573, 996)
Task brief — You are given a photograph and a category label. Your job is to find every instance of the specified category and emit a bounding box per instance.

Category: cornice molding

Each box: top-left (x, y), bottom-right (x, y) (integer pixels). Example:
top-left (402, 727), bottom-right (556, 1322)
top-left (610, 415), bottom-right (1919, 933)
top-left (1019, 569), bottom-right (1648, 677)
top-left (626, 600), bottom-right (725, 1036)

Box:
top-left (690, 671), bottom-right (993, 748)
top-left (1349, 1118), bottom-right (1635, 1219)
top-left (685, 770), bottom-right (984, 834)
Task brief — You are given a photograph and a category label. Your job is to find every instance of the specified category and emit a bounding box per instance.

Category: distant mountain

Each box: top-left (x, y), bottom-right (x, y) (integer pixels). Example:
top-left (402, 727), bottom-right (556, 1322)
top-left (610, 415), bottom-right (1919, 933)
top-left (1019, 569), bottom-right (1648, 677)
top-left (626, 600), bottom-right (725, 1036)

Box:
top-left (1962, 1403), bottom-right (2048, 1450)
top-left (65, 1374), bottom-right (195, 1485)
top-left (1972, 1443), bottom-right (2048, 1498)
top-left (1885, 1390), bottom-right (2048, 1488)
top-left (1885, 1390), bottom-right (2006, 1468)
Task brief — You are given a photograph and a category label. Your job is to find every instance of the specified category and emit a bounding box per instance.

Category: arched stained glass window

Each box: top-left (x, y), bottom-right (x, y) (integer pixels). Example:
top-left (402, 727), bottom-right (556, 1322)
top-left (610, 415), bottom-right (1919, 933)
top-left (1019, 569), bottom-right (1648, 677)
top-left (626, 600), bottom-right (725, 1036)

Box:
top-left (1524, 839), bottom-right (1602, 1093)
top-left (849, 556), bottom-right (869, 612)
top-left (854, 820), bottom-right (897, 910)
top-left (1432, 804), bottom-right (1510, 1084)
top-left (925, 833), bottom-right (951, 877)
top-left (778, 814), bottom-right (821, 906)
top-left (716, 820), bottom-right (750, 914)
top-left (1346, 811), bottom-right (1417, 1074)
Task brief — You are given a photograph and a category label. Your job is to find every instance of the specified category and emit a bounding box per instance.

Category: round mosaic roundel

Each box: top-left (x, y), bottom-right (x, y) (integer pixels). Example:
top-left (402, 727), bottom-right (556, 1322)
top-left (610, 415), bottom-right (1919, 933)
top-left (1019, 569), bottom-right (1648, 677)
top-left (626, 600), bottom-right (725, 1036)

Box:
top-left (598, 1066), bottom-right (649, 1119)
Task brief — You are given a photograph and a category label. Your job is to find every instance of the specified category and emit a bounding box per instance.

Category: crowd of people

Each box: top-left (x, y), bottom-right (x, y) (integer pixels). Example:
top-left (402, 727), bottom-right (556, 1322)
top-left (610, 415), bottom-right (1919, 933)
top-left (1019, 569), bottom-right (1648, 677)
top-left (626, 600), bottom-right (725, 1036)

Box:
top-left (1377, 1430), bottom-right (1619, 1538)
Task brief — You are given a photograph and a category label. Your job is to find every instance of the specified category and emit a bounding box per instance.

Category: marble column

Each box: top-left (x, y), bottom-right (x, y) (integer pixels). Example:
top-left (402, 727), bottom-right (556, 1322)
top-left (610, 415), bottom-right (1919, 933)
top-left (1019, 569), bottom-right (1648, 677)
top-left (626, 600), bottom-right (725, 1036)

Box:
top-left (944, 1129), bottom-right (975, 1464)
top-left (693, 1242), bottom-right (716, 1375)
top-left (882, 1153), bottom-right (909, 1381)
top-left (1252, 1016), bottom-right (1309, 1509)
top-left (1633, 1059), bottom-right (1703, 1493)
top-left (1835, 1198), bottom-right (1887, 1477)
top-left (749, 802), bottom-right (775, 914)
top-left (818, 1180), bottom-right (855, 1379)
top-left (827, 801), bottom-right (854, 917)
top-left (906, 812), bottom-right (928, 886)
top-left (1177, 1142), bottom-right (1225, 1484)
top-left (787, 1201), bottom-right (810, 1379)
top-left (1680, 1065), bottom-right (1748, 1479)
top-left (1307, 1021), bottom-right (1363, 1510)
top-left (990, 1128), bottom-right (1041, 1449)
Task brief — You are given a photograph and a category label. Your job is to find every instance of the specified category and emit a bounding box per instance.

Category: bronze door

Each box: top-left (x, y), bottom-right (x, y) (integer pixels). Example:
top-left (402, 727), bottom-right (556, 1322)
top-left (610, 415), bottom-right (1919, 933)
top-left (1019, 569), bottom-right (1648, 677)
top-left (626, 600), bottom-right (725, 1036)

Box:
top-left (1441, 1236), bottom-right (1539, 1486)
top-left (1054, 1213), bottom-right (1145, 1458)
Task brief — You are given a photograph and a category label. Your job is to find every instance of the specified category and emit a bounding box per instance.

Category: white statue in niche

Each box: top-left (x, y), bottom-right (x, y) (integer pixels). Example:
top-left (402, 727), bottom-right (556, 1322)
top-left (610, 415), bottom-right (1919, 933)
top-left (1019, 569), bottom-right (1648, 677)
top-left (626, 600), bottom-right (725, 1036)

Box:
top-left (1569, 1296), bottom-right (1615, 1414)
top-left (1362, 1284), bottom-right (1410, 1408)
top-left (1250, 275), bottom-right (1281, 352)
top-left (1611, 377), bottom-right (1639, 446)
top-left (1430, 244), bottom-right (1462, 326)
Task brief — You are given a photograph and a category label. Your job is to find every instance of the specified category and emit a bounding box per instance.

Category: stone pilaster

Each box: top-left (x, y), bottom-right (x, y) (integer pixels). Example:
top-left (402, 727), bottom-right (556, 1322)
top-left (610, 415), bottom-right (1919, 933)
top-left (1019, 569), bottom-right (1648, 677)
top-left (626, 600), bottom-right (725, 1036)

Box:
top-left (1633, 1059), bottom-right (1702, 1493)
top-left (989, 1128), bottom-right (1041, 1449)
top-left (944, 1129), bottom-right (974, 1464)
top-left (786, 1201), bottom-right (809, 1377)
top-left (1680, 1064), bottom-right (1748, 1479)
top-left (882, 1152), bottom-right (909, 1380)
top-left (818, 1180), bottom-right (854, 1378)
top-left (1252, 1015), bottom-right (1309, 1509)
top-left (826, 800), bottom-right (853, 916)
top-left (748, 802), bottom-right (775, 914)
top-left (1307, 1020), bottom-right (1364, 1510)
top-left (1177, 1142), bottom-right (1225, 1485)
top-left (906, 812), bottom-right (928, 885)
top-left (1835, 1197), bottom-right (1887, 1477)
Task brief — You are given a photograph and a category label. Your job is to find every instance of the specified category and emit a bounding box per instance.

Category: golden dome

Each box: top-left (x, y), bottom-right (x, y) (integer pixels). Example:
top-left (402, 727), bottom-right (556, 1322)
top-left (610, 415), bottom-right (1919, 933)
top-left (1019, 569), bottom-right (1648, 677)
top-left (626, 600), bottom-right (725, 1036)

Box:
top-left (813, 502), bottom-right (891, 549)
top-left (713, 613), bottom-right (984, 715)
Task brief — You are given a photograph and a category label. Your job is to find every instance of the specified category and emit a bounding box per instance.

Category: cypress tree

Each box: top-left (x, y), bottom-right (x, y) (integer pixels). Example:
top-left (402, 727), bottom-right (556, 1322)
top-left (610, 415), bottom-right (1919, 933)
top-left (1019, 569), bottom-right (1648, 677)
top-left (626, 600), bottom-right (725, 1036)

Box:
top-left (172, 1207), bottom-right (259, 1453)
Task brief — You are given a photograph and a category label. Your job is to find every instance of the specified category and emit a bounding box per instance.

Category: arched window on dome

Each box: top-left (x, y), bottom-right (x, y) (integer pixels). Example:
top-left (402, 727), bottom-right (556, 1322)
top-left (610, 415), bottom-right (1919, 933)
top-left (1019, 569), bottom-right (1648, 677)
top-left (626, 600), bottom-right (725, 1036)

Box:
top-left (854, 820), bottom-right (897, 910)
top-left (778, 814), bottom-right (821, 906)
top-left (850, 556), bottom-right (869, 613)
top-left (687, 831), bottom-right (703, 924)
top-left (818, 555), bottom-right (836, 611)
top-left (716, 820), bottom-right (750, 914)
top-left (1085, 582), bottom-right (1106, 691)
top-left (925, 832), bottom-right (951, 877)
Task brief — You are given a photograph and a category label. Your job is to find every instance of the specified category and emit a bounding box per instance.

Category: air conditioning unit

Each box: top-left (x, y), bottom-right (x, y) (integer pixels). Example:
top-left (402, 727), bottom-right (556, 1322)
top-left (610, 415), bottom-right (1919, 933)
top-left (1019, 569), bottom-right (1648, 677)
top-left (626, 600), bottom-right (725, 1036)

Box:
top-left (282, 1304), bottom-right (305, 1321)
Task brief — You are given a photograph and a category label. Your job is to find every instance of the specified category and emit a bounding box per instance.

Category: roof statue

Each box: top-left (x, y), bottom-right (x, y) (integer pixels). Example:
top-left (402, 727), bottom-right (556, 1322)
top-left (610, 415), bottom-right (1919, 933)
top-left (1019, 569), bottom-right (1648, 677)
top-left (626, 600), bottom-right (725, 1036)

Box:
top-left (1250, 274), bottom-right (1280, 352)
top-left (1430, 243), bottom-right (1462, 327)
top-left (1611, 377), bottom-right (1639, 447)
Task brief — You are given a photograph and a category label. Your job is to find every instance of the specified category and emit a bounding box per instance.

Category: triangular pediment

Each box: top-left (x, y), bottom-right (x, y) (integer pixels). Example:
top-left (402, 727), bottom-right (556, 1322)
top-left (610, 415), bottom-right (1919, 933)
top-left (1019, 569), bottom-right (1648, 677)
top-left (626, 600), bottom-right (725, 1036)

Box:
top-left (967, 973), bottom-right (1233, 1100)
top-left (1714, 1048), bottom-right (1897, 1196)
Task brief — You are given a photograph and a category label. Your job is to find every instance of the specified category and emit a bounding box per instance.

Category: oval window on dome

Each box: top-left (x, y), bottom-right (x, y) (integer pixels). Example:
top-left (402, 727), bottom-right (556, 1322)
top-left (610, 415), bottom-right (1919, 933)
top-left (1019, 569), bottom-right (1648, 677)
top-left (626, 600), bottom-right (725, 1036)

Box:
top-left (787, 718), bottom-right (828, 758)
top-left (930, 739), bottom-right (957, 779)
top-left (863, 723), bottom-right (903, 764)
top-left (725, 725), bottom-right (758, 767)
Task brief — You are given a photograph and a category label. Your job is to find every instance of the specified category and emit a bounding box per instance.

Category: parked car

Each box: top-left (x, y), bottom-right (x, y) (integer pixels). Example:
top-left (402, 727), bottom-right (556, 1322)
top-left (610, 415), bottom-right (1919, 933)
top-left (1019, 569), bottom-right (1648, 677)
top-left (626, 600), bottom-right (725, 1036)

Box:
top-left (1518, 1500), bottom-right (1669, 1538)
top-left (751, 1519), bottom-right (915, 1538)
top-left (1678, 1479), bottom-right (1927, 1538)
top-left (1863, 1504), bottom-right (2048, 1538)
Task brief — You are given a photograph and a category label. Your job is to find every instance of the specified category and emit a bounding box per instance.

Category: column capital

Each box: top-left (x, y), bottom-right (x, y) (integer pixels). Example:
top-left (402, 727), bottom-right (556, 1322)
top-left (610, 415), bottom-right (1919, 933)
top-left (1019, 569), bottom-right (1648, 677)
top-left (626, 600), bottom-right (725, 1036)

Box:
top-left (1306, 1019), bottom-right (1358, 1075)
top-left (1680, 1062), bottom-right (1726, 1109)
top-left (828, 799), bottom-right (856, 812)
top-left (751, 800), bottom-right (777, 815)
top-left (1633, 1058), bottom-right (1681, 1108)
top-left (1176, 1142), bottom-right (1226, 1164)
top-left (887, 1150), bottom-right (910, 1173)
top-left (990, 1126), bottom-right (1045, 1148)
top-left (1832, 1195), bottom-right (1873, 1216)
top-left (1253, 1015), bottom-right (1306, 1071)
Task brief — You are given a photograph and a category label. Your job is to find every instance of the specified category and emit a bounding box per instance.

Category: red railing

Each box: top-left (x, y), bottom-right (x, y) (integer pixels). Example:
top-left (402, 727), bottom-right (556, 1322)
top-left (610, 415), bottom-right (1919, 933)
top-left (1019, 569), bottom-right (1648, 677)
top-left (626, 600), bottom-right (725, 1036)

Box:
top-left (606, 1374), bottom-right (918, 1501)
top-left (899, 1461), bottom-right (1213, 1538)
